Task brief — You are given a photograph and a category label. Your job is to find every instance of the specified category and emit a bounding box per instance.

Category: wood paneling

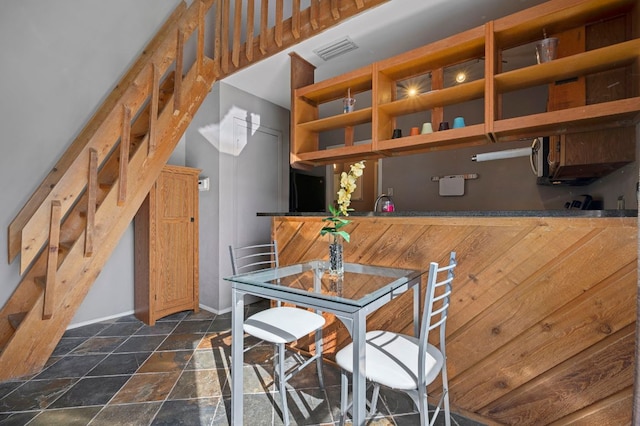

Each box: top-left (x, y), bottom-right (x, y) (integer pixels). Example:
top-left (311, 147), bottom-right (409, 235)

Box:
top-left (272, 214), bottom-right (637, 425)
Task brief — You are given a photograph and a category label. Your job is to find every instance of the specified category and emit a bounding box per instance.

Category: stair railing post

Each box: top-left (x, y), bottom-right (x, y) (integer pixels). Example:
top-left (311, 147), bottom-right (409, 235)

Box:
top-left (85, 149), bottom-right (97, 257)
top-left (118, 104), bottom-right (131, 206)
top-left (174, 27), bottom-right (185, 113)
top-left (149, 63), bottom-right (159, 155)
top-left (43, 200), bottom-right (62, 320)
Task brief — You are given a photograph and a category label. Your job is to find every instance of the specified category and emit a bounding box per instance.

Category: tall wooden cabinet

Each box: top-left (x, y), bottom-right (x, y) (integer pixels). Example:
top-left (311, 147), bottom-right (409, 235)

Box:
top-left (134, 165), bottom-right (200, 325)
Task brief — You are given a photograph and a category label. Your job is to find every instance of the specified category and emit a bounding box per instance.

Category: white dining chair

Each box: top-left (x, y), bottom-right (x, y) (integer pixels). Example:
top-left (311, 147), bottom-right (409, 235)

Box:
top-left (229, 241), bottom-right (325, 426)
top-left (335, 252), bottom-right (457, 426)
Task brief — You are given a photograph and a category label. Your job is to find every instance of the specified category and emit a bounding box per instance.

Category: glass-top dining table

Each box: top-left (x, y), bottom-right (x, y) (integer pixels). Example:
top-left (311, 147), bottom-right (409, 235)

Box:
top-left (225, 260), bottom-right (426, 425)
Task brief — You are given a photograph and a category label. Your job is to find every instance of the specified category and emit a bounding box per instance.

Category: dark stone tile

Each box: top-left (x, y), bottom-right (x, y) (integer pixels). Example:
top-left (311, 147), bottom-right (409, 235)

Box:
top-left (90, 402), bottom-right (162, 426)
top-left (97, 322), bottom-right (143, 337)
top-left (168, 369), bottom-right (227, 399)
top-left (62, 322), bottom-right (111, 338)
top-left (87, 352), bottom-right (151, 376)
top-left (197, 331), bottom-right (232, 352)
top-left (156, 333), bottom-right (203, 351)
top-left (239, 364), bottom-right (275, 395)
top-left (134, 322), bottom-right (177, 336)
top-left (51, 337), bottom-right (88, 357)
top-left (282, 387), bottom-right (333, 426)
top-left (207, 316), bottom-right (231, 333)
top-left (0, 381), bottom-right (23, 399)
top-left (151, 397), bottom-right (218, 426)
top-left (114, 335), bottom-right (167, 353)
top-left (223, 393), bottom-right (274, 426)
top-left (183, 309), bottom-right (217, 321)
top-left (91, 402), bottom-right (162, 426)
top-left (0, 378), bottom-right (76, 411)
top-left (138, 351), bottom-right (192, 374)
top-left (286, 356), bottom-right (338, 390)
top-left (172, 320), bottom-right (213, 335)
top-left (378, 387), bottom-right (419, 417)
top-left (183, 309), bottom-right (216, 321)
top-left (70, 336), bottom-right (127, 355)
top-left (185, 349), bottom-right (219, 370)
top-left (34, 355), bottom-right (106, 380)
top-left (48, 375), bottom-right (130, 408)
top-left (212, 398), bottom-right (229, 426)
top-left (0, 411), bottom-right (40, 425)
top-left (28, 406), bottom-right (102, 425)
top-left (156, 311), bottom-right (190, 322)
top-left (111, 372), bottom-right (181, 404)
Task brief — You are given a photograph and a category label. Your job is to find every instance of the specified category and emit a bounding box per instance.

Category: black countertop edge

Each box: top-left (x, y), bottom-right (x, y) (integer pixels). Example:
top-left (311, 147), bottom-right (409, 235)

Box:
top-left (258, 210), bottom-right (638, 218)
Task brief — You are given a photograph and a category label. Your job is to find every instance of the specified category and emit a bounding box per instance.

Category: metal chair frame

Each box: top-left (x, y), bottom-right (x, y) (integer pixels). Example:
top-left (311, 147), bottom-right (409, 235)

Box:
top-left (337, 252), bottom-right (457, 426)
top-left (229, 241), bottom-right (325, 426)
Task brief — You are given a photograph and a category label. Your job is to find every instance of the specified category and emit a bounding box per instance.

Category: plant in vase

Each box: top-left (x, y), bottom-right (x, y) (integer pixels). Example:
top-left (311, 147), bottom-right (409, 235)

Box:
top-left (320, 160), bottom-right (365, 277)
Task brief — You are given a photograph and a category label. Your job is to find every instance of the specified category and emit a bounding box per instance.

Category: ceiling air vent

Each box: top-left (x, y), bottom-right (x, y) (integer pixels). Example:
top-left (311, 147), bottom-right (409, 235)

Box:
top-left (313, 36), bottom-right (358, 61)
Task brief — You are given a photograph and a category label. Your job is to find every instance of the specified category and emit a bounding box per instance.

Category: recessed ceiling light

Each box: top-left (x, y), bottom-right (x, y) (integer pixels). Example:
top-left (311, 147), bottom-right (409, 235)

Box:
top-left (455, 72), bottom-right (467, 83)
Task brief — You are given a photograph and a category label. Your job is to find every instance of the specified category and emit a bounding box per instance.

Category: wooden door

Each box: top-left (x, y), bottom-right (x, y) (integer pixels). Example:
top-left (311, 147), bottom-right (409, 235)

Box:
top-left (155, 168), bottom-right (197, 316)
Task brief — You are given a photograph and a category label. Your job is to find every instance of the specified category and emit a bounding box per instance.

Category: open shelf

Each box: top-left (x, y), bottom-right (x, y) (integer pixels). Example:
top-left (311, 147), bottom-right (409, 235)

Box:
top-left (290, 0), bottom-right (640, 169)
top-left (297, 108), bottom-right (372, 132)
top-left (379, 80), bottom-right (485, 117)
top-left (296, 65), bottom-right (372, 104)
top-left (375, 124), bottom-right (487, 154)
top-left (492, 98), bottom-right (640, 142)
top-left (294, 142), bottom-right (379, 167)
top-left (495, 40), bottom-right (640, 93)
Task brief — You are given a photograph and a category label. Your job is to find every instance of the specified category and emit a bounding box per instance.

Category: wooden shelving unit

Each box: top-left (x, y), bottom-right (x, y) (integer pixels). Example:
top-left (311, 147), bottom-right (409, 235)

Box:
top-left (290, 0), bottom-right (639, 169)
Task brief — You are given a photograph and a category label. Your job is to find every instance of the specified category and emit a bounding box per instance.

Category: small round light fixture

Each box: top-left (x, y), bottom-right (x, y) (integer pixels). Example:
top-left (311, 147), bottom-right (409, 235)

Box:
top-left (407, 86), bottom-right (419, 97)
top-left (455, 71), bottom-right (467, 83)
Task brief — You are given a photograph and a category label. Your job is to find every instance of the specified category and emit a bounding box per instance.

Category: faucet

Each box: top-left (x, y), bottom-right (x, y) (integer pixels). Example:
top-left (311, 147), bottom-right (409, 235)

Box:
top-left (374, 194), bottom-right (395, 212)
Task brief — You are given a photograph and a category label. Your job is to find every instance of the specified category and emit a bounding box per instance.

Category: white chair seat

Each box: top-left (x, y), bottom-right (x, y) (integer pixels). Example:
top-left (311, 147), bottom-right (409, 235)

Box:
top-left (335, 330), bottom-right (443, 391)
top-left (244, 306), bottom-right (326, 344)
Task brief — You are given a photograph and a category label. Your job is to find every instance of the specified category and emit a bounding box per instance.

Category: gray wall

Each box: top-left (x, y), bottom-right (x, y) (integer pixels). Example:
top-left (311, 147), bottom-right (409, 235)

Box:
top-left (188, 82), bottom-right (290, 313)
top-left (0, 0), bottom-right (183, 325)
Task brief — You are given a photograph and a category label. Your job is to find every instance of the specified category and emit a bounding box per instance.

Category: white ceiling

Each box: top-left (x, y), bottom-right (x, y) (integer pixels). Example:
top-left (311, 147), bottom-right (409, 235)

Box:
top-left (223, 0), bottom-right (548, 110)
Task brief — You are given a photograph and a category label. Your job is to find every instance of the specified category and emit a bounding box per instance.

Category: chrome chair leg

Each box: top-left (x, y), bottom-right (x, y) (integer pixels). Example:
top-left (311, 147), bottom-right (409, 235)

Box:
top-left (315, 327), bottom-right (324, 389)
top-left (340, 370), bottom-right (348, 426)
top-left (369, 384), bottom-right (380, 415)
top-left (277, 343), bottom-right (290, 426)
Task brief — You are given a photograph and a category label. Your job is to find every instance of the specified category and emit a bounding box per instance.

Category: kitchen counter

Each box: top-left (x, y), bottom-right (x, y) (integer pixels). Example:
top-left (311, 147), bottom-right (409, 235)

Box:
top-left (259, 210), bottom-right (637, 218)
top-left (271, 212), bottom-right (637, 426)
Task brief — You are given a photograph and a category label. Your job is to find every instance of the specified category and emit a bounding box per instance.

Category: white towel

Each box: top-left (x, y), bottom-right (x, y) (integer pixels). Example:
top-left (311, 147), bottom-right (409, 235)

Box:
top-left (439, 175), bottom-right (465, 196)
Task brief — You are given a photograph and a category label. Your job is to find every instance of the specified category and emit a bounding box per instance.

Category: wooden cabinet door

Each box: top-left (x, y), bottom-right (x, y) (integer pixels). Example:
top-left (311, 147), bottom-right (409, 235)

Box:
top-left (135, 165), bottom-right (200, 325)
top-left (155, 169), bottom-right (197, 316)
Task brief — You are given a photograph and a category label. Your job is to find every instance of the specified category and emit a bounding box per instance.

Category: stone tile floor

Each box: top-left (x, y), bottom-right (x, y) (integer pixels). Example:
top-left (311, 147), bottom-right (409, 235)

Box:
top-left (0, 301), bottom-right (486, 425)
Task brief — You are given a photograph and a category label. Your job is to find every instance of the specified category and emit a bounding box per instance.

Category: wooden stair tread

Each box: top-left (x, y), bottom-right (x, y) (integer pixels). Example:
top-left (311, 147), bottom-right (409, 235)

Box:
top-left (8, 312), bottom-right (28, 330)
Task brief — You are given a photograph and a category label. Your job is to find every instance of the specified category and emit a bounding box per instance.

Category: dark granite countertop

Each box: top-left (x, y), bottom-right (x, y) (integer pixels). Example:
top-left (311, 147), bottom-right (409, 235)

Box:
top-left (258, 210), bottom-right (637, 218)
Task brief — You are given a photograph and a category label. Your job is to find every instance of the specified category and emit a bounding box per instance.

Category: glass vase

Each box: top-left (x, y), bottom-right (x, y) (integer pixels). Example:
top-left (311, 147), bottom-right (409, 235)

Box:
top-left (328, 234), bottom-right (344, 278)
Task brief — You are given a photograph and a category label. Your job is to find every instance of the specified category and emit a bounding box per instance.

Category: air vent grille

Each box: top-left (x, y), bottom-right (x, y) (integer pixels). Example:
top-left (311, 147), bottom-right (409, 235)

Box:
top-left (313, 37), bottom-right (358, 61)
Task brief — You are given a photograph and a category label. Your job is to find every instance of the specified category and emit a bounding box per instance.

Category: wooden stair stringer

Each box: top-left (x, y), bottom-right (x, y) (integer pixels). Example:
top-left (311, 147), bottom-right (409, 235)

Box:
top-left (0, 58), bottom-right (217, 381)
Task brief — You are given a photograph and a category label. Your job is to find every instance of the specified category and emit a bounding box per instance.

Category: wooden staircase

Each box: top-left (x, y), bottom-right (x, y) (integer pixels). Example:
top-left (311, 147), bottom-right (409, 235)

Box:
top-left (0, 0), bottom-right (388, 381)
